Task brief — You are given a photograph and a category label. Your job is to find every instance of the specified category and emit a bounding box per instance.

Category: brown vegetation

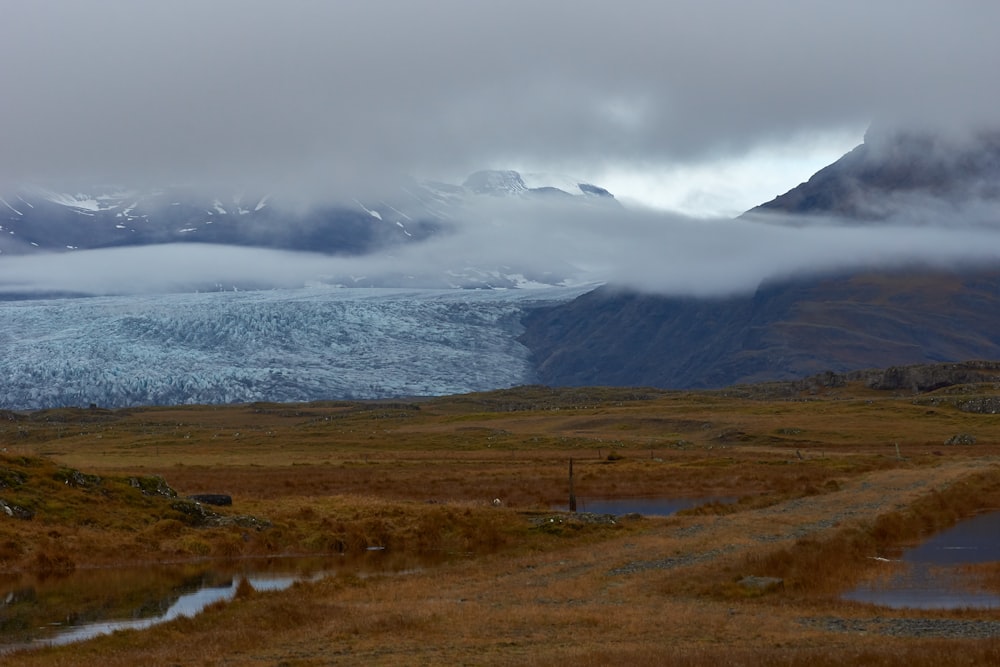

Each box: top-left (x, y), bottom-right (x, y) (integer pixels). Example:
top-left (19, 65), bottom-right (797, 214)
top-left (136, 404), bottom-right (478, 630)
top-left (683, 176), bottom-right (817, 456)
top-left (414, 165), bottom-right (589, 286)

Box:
top-left (3, 380), bottom-right (1000, 664)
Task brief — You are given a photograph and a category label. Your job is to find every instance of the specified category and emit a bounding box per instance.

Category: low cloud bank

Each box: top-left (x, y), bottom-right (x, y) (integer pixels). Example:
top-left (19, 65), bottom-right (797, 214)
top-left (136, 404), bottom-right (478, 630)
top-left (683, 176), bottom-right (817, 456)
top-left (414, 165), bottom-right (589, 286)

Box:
top-left (2, 197), bottom-right (999, 298)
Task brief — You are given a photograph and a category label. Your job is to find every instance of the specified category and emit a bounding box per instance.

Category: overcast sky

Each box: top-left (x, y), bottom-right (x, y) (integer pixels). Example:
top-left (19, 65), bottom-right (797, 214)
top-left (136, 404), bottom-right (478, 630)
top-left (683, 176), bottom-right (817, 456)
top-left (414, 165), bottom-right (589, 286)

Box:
top-left (3, 1), bottom-right (998, 214)
top-left (2, 1), bottom-right (1000, 299)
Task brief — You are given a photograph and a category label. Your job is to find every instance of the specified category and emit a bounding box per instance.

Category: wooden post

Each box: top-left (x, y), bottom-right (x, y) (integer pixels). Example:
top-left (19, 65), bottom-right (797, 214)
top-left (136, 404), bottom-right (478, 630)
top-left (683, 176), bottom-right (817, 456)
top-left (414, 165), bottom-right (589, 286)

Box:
top-left (568, 458), bottom-right (577, 513)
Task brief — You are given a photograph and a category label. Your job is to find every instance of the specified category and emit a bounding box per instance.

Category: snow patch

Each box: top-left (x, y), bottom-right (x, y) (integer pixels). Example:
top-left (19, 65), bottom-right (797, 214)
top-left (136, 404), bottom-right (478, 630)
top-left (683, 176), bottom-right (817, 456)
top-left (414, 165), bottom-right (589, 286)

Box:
top-left (354, 199), bottom-right (383, 220)
top-left (521, 172), bottom-right (585, 194)
top-left (0, 197), bottom-right (23, 216)
top-left (385, 203), bottom-right (412, 221)
top-left (43, 191), bottom-right (106, 212)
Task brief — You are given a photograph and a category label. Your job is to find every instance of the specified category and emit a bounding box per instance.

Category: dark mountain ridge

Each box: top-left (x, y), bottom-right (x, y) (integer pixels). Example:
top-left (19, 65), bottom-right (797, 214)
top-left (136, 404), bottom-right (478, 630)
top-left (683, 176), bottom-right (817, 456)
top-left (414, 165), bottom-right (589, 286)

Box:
top-left (747, 125), bottom-right (1000, 220)
top-left (520, 126), bottom-right (1000, 389)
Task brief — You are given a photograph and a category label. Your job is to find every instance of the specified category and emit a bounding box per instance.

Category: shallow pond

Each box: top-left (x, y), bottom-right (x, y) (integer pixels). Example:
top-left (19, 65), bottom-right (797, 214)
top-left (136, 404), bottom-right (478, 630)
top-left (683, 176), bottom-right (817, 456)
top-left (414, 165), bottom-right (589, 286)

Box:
top-left (844, 510), bottom-right (1000, 609)
top-left (0, 551), bottom-right (431, 652)
top-left (553, 496), bottom-right (735, 516)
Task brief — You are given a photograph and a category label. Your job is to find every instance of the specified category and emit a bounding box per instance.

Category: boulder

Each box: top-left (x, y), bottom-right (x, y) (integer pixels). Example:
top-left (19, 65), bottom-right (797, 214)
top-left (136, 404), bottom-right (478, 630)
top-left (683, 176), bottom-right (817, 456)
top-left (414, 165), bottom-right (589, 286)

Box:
top-left (189, 493), bottom-right (233, 506)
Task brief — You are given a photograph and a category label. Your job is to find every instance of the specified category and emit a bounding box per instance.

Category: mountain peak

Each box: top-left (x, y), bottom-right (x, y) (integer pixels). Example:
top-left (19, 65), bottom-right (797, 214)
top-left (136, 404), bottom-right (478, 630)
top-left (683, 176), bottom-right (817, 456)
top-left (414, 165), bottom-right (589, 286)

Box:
top-left (746, 124), bottom-right (1000, 220)
top-left (462, 170), bottom-right (617, 200)
top-left (462, 170), bottom-right (528, 196)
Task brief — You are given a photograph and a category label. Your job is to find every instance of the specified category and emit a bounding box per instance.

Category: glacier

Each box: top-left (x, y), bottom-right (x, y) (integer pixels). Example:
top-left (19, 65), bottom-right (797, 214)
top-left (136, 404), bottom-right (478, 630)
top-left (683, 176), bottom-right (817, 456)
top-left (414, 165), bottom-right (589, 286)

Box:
top-left (0, 286), bottom-right (588, 410)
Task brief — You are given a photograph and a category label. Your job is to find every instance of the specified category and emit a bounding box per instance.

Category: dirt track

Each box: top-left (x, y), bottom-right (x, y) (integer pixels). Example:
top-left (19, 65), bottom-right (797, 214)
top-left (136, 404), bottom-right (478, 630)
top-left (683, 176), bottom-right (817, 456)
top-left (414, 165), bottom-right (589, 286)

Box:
top-left (610, 458), bottom-right (997, 575)
top-left (289, 458), bottom-right (1000, 664)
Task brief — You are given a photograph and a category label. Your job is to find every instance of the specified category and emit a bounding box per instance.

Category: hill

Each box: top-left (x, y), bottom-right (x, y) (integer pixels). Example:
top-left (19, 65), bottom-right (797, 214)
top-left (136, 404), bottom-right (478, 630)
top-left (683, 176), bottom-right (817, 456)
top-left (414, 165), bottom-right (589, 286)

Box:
top-left (520, 126), bottom-right (1000, 389)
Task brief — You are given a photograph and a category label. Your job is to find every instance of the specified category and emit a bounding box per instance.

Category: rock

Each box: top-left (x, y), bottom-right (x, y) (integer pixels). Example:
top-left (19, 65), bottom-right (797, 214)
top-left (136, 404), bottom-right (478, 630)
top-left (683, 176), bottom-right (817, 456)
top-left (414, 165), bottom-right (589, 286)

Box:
top-left (945, 433), bottom-right (977, 445)
top-left (127, 475), bottom-right (177, 497)
top-left (55, 468), bottom-right (102, 488)
top-left (171, 499), bottom-right (217, 526)
top-left (188, 493), bottom-right (233, 506)
top-left (957, 396), bottom-right (1000, 414)
top-left (0, 498), bottom-right (34, 520)
top-left (859, 362), bottom-right (1000, 393)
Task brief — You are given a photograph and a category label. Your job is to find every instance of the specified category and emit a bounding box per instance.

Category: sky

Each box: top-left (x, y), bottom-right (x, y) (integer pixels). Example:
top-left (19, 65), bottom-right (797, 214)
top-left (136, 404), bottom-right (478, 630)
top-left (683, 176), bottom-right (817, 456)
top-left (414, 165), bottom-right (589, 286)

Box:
top-left (4, 1), bottom-right (998, 212)
top-left (2, 1), bottom-right (1000, 296)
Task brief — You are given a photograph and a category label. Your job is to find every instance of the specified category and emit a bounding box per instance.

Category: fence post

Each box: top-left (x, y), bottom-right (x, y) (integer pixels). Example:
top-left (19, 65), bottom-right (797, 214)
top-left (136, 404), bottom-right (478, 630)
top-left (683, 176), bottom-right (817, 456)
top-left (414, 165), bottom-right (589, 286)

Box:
top-left (569, 458), bottom-right (577, 512)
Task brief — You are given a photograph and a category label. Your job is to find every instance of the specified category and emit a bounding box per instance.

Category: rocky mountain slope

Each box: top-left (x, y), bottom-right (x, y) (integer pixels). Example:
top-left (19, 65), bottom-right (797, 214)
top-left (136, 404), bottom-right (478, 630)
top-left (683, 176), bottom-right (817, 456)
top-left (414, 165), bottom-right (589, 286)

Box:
top-left (520, 127), bottom-right (1000, 389)
top-left (746, 125), bottom-right (1000, 220)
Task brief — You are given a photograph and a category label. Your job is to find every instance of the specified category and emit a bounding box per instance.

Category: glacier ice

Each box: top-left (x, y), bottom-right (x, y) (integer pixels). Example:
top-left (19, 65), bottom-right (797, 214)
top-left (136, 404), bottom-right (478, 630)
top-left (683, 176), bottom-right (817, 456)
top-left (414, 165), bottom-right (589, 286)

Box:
top-left (0, 286), bottom-right (585, 410)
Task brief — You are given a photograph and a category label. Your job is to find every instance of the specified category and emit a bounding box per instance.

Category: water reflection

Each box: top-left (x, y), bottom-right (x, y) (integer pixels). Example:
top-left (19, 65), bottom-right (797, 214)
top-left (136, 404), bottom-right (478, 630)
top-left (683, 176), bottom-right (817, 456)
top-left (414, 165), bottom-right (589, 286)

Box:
top-left (0, 551), bottom-right (430, 652)
top-left (845, 511), bottom-right (1000, 609)
top-left (553, 496), bottom-right (735, 516)
top-left (40, 574), bottom-right (284, 647)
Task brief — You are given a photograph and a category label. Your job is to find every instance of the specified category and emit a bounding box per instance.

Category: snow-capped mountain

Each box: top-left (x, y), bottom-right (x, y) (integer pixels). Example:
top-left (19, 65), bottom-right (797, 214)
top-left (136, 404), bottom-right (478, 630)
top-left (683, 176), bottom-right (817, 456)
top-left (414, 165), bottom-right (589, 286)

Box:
top-left (0, 171), bottom-right (615, 256)
top-left (0, 184), bottom-right (441, 256)
top-left (463, 170), bottom-right (616, 200)
top-left (0, 171), bottom-right (617, 294)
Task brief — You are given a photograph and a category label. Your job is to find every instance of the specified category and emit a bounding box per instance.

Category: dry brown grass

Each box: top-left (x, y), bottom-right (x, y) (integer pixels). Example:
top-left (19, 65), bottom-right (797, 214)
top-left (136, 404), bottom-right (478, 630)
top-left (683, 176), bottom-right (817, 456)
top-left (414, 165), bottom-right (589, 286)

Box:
top-left (4, 382), bottom-right (1000, 664)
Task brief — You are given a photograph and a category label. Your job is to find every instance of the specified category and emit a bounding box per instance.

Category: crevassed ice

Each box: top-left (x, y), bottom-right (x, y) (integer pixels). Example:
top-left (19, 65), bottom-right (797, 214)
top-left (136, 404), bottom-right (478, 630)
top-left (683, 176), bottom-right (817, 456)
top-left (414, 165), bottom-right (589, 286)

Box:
top-left (0, 286), bottom-right (584, 410)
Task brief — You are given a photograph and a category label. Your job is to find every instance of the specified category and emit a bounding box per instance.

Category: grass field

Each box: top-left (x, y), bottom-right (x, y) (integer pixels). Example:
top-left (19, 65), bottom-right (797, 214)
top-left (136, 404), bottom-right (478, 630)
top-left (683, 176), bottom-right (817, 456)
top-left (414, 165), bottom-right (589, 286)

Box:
top-left (3, 380), bottom-right (1000, 665)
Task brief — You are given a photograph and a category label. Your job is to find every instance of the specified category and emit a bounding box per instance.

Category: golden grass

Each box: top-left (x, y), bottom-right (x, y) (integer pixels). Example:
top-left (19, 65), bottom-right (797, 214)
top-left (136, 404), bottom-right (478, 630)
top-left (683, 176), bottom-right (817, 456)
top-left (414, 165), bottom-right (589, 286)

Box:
top-left (4, 382), bottom-right (1000, 664)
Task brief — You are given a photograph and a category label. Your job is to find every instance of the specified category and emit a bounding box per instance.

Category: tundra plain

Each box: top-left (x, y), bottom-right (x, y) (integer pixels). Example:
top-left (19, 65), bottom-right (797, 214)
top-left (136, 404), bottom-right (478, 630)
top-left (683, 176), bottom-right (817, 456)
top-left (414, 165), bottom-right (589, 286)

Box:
top-left (3, 379), bottom-right (1000, 665)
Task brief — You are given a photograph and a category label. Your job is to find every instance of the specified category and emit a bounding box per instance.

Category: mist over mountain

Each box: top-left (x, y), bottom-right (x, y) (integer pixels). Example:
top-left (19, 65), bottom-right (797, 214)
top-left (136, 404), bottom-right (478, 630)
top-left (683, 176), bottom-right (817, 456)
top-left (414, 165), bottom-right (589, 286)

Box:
top-left (0, 171), bottom-right (617, 295)
top-left (5, 126), bottom-right (1000, 406)
top-left (746, 124), bottom-right (1000, 221)
top-left (4, 3), bottom-right (1000, 408)
top-left (520, 126), bottom-right (1000, 389)
top-left (0, 171), bottom-right (614, 256)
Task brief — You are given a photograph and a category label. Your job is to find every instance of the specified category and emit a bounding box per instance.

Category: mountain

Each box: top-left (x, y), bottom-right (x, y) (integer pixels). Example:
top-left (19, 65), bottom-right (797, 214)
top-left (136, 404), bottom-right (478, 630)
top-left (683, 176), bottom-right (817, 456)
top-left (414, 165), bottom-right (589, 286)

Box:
top-left (746, 125), bottom-right (1000, 220)
top-left (0, 185), bottom-right (439, 256)
top-left (520, 270), bottom-right (1000, 389)
top-left (0, 171), bottom-right (615, 293)
top-left (462, 170), bottom-right (617, 200)
top-left (519, 126), bottom-right (1000, 389)
top-left (0, 171), bottom-right (614, 257)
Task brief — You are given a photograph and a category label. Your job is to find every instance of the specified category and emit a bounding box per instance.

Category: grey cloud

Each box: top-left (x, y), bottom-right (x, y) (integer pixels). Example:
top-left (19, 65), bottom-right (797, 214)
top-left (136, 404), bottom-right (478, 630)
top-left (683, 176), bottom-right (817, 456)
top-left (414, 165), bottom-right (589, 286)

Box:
top-left (2, 1), bottom-right (998, 197)
top-left (4, 198), bottom-right (1000, 298)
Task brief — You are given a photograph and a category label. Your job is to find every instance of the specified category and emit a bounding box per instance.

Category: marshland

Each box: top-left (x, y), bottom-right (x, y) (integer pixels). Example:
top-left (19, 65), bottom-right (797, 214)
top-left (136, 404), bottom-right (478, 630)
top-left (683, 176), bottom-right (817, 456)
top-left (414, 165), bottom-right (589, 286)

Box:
top-left (3, 378), bottom-right (1000, 665)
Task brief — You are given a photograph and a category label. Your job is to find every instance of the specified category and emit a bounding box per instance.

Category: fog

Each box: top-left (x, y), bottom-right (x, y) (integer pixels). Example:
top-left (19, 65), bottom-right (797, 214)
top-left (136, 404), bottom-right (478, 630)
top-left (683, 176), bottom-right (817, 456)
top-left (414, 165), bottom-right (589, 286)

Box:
top-left (3, 198), bottom-right (1000, 298)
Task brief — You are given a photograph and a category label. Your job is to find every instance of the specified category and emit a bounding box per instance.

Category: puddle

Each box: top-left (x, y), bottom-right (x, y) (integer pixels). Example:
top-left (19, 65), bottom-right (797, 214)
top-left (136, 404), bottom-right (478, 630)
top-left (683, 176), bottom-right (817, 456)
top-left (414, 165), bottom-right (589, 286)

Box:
top-left (552, 496), bottom-right (735, 516)
top-left (29, 574), bottom-right (298, 648)
top-left (0, 551), bottom-right (435, 652)
top-left (844, 510), bottom-right (1000, 609)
